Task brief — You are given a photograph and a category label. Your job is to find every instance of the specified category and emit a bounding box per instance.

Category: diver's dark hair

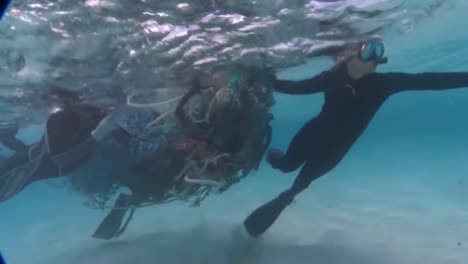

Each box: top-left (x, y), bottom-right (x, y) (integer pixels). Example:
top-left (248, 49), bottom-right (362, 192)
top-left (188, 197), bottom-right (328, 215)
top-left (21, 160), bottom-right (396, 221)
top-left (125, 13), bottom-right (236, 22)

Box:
top-left (331, 44), bottom-right (359, 72)
top-left (46, 86), bottom-right (82, 107)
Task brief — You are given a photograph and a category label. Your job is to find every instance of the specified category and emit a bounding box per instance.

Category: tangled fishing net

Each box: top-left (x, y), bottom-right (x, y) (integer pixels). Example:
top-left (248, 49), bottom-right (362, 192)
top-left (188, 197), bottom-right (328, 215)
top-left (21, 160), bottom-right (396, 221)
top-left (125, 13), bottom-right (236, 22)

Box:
top-left (65, 66), bottom-right (275, 210)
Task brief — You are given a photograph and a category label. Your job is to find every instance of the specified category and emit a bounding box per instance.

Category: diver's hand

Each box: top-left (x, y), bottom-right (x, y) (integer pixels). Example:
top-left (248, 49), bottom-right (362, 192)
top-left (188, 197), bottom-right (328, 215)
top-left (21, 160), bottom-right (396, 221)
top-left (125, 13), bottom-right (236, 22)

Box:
top-left (264, 67), bottom-right (280, 92)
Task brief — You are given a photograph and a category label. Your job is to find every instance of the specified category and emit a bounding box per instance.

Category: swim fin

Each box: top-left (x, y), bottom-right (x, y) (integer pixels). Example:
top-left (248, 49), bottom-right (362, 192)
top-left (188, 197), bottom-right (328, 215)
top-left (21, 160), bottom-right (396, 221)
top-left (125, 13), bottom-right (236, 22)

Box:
top-left (0, 122), bottom-right (27, 152)
top-left (243, 190), bottom-right (294, 237)
top-left (92, 193), bottom-right (136, 240)
top-left (0, 154), bottom-right (45, 203)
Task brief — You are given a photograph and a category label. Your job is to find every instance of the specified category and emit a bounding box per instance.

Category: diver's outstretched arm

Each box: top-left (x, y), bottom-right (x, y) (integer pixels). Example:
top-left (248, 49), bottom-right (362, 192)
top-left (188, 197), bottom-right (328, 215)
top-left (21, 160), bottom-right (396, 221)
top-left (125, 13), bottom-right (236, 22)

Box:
top-left (378, 72), bottom-right (468, 94)
top-left (272, 71), bottom-right (332, 95)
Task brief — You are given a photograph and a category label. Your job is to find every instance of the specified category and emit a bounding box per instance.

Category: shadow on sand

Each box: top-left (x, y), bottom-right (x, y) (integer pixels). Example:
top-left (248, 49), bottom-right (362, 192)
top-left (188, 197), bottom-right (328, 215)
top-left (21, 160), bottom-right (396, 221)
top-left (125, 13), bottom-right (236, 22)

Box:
top-left (45, 222), bottom-right (395, 264)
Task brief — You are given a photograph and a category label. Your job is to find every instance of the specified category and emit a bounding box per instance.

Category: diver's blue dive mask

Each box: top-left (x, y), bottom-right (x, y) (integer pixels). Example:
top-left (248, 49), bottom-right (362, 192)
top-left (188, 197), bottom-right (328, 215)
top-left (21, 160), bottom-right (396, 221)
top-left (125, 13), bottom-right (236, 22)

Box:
top-left (359, 41), bottom-right (388, 64)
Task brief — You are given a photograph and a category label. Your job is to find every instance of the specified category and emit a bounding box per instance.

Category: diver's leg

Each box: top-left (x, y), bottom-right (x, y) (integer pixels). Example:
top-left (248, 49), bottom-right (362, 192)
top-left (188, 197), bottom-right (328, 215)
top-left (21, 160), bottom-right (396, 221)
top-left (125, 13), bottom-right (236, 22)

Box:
top-left (267, 119), bottom-right (317, 173)
top-left (243, 157), bottom-right (335, 237)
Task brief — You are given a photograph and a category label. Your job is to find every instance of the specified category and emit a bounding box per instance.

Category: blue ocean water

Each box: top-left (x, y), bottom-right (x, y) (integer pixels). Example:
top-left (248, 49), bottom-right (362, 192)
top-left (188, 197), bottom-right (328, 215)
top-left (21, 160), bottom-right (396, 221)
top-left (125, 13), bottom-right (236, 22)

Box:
top-left (1, 1), bottom-right (468, 264)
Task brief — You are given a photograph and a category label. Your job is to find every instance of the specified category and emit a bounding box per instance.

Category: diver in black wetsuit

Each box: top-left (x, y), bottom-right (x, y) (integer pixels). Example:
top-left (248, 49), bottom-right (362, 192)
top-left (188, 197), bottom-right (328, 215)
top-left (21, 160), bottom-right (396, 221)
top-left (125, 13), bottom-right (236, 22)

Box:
top-left (0, 101), bottom-right (108, 203)
top-left (243, 38), bottom-right (468, 237)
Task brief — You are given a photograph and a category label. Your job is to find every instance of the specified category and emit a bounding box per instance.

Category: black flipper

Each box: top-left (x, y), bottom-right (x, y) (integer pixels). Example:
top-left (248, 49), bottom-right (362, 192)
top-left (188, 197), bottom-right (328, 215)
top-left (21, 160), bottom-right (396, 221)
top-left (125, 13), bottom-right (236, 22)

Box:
top-left (0, 137), bottom-right (55, 203)
top-left (0, 136), bottom-right (28, 153)
top-left (0, 122), bottom-right (27, 152)
top-left (92, 193), bottom-right (136, 240)
top-left (243, 190), bottom-right (294, 237)
top-left (0, 252), bottom-right (5, 264)
top-left (114, 207), bottom-right (136, 238)
top-left (0, 156), bottom-right (44, 203)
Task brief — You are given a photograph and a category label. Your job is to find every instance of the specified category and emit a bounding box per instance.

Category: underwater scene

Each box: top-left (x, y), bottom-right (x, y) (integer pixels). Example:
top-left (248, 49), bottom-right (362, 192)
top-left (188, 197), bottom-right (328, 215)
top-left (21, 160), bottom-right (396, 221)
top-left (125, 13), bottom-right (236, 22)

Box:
top-left (0, 0), bottom-right (468, 263)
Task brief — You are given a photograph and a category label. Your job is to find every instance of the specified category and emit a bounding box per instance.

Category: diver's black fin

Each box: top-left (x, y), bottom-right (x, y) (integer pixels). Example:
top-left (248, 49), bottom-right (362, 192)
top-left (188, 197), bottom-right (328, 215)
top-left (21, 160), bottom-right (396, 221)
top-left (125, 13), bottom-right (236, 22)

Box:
top-left (92, 193), bottom-right (134, 240)
top-left (0, 252), bottom-right (5, 264)
top-left (243, 190), bottom-right (294, 237)
top-left (114, 207), bottom-right (136, 238)
top-left (0, 154), bottom-right (45, 203)
top-left (0, 136), bottom-right (28, 152)
top-left (0, 122), bottom-right (27, 152)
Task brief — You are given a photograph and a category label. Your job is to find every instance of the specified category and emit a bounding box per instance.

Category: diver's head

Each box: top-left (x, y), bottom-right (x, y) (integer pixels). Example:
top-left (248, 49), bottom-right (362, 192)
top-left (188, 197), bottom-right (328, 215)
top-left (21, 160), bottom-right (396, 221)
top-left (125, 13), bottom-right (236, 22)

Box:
top-left (334, 38), bottom-right (388, 79)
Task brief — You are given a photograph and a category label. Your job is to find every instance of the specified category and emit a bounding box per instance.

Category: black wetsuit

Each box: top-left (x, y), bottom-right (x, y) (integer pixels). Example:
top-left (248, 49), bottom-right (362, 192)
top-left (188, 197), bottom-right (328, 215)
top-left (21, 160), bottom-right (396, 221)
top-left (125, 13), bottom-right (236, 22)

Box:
top-left (0, 104), bottom-right (107, 203)
top-left (243, 66), bottom-right (468, 237)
